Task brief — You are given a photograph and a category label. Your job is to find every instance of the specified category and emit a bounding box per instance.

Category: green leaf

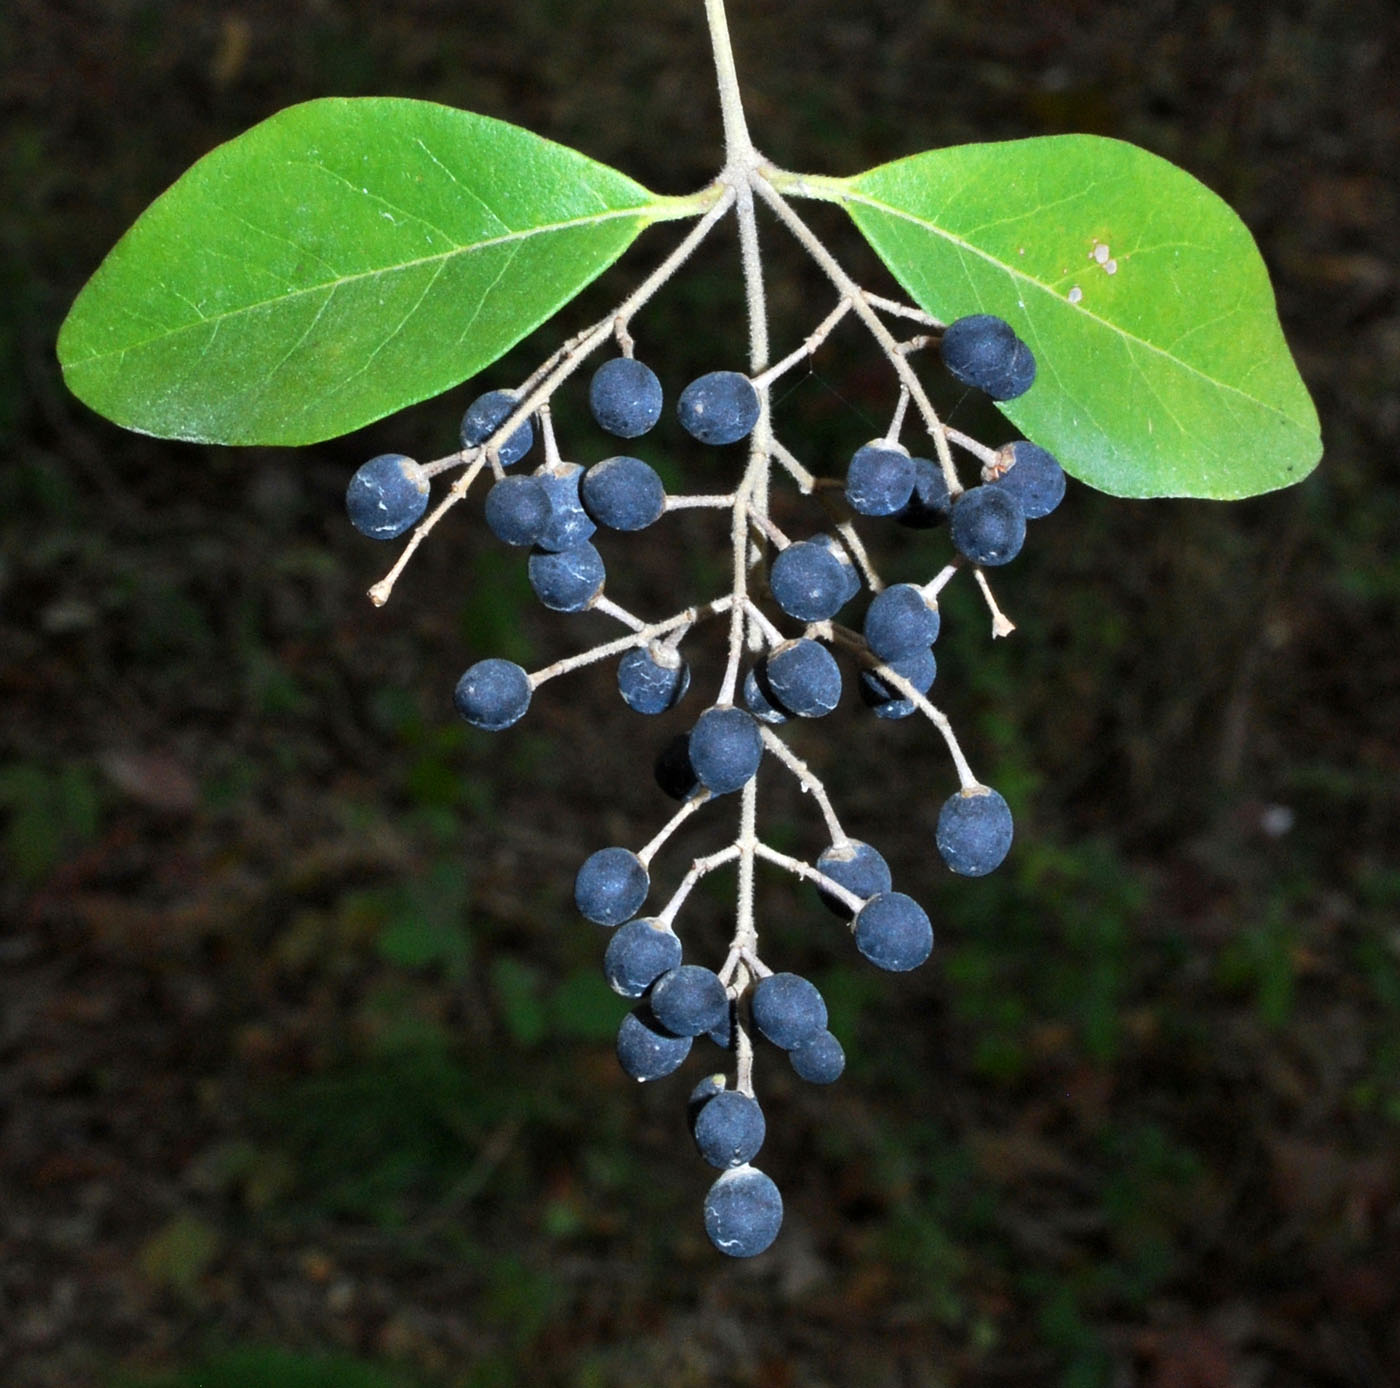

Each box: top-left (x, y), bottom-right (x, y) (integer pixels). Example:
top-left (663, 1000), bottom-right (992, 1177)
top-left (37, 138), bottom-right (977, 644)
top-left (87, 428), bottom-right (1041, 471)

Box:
top-left (794, 136), bottom-right (1321, 498)
top-left (58, 98), bottom-right (695, 445)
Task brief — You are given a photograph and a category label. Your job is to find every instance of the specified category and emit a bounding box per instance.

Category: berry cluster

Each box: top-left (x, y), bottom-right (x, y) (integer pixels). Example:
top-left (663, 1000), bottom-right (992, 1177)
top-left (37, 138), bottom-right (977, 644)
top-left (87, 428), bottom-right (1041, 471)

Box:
top-left (347, 236), bottom-right (1063, 1254)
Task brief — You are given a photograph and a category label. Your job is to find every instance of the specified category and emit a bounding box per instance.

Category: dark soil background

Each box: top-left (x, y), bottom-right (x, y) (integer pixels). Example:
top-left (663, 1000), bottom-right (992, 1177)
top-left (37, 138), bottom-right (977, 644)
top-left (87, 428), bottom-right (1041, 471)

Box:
top-left (3, 1), bottom-right (1398, 1385)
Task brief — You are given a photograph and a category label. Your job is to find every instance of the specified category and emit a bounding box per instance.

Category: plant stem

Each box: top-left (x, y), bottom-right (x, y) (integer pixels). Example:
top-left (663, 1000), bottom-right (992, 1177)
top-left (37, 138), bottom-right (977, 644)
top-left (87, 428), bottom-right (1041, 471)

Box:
top-left (706, 0), bottom-right (752, 165)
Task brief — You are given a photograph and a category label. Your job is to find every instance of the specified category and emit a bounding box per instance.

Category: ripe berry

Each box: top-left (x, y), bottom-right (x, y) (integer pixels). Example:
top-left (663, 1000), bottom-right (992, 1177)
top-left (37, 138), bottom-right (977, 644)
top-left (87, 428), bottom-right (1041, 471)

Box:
top-left (743, 666), bottom-right (789, 726)
top-left (346, 454), bottom-right (429, 540)
top-left (575, 847), bottom-right (649, 926)
top-left (936, 786), bottom-right (1014, 877)
top-left (649, 964), bottom-right (730, 1038)
top-left (845, 441), bottom-right (915, 516)
top-left (816, 840), bottom-right (892, 918)
top-left (939, 314), bottom-right (1036, 401)
top-left (707, 998), bottom-right (735, 1050)
top-left (459, 388), bottom-right (534, 465)
top-left (769, 540), bottom-right (851, 622)
top-left (855, 892), bottom-right (934, 972)
top-left (789, 1030), bottom-right (845, 1084)
top-left (616, 1006), bottom-right (692, 1081)
top-left (677, 371), bottom-right (760, 445)
top-left (688, 706), bottom-right (762, 795)
top-left (812, 532), bottom-right (862, 605)
top-left (533, 461), bottom-right (597, 553)
top-left (687, 1073), bottom-right (728, 1127)
top-left (751, 972), bottom-right (828, 1050)
top-left (604, 917), bottom-right (682, 998)
top-left (703, 1164), bottom-right (783, 1258)
top-left (484, 474), bottom-right (549, 547)
top-left (618, 647), bottom-right (690, 715)
top-left (692, 1090), bottom-right (766, 1168)
top-left (654, 733), bottom-right (700, 801)
top-left (527, 541), bottom-right (606, 611)
top-left (990, 441), bottom-right (1066, 519)
top-left (588, 356), bottom-right (663, 438)
top-left (898, 457), bottom-right (952, 529)
top-left (862, 583), bottom-right (940, 662)
top-left (580, 456), bottom-right (666, 531)
top-left (453, 658), bottom-right (532, 731)
top-left (859, 647), bottom-right (937, 720)
top-left (762, 639), bottom-right (842, 718)
top-left (949, 485), bottom-right (1026, 566)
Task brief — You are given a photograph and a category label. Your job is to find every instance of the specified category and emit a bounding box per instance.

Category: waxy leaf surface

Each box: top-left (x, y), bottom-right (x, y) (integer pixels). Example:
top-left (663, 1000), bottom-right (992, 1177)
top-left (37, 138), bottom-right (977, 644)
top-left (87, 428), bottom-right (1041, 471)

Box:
top-left (824, 135), bottom-right (1320, 498)
top-left (59, 98), bottom-right (678, 445)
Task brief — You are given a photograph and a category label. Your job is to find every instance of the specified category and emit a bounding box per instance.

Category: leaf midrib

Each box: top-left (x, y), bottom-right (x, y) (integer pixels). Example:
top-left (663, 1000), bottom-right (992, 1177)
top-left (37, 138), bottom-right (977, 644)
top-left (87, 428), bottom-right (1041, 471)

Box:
top-left (837, 184), bottom-right (1306, 427)
top-left (63, 203), bottom-right (658, 370)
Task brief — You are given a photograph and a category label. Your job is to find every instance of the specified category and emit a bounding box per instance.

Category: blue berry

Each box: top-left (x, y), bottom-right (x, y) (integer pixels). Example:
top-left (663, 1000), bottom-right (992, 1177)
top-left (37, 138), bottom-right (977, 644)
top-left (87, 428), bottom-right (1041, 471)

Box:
top-left (604, 918), bottom-right (683, 998)
top-left (533, 462), bottom-right (597, 553)
top-left (527, 541), bottom-right (605, 611)
top-left (688, 1073), bottom-right (728, 1126)
top-left (692, 1090), bottom-right (766, 1169)
top-left (650, 964), bottom-right (729, 1038)
top-left (845, 441), bottom-right (915, 516)
top-left (707, 998), bottom-right (735, 1050)
top-left (862, 583), bottom-right (940, 662)
top-left (618, 647), bottom-right (690, 714)
top-left (940, 315), bottom-right (1036, 401)
top-left (950, 485), bottom-right (1026, 566)
top-left (859, 648), bottom-right (937, 720)
top-left (762, 639), bottom-right (842, 718)
top-left (703, 1165), bottom-right (782, 1258)
top-left (654, 733), bottom-right (700, 801)
top-left (575, 847), bottom-right (649, 926)
top-left (991, 441), bottom-right (1066, 519)
top-left (484, 474), bottom-right (549, 547)
top-left (936, 786), bottom-right (1014, 876)
top-left (751, 972), bottom-right (828, 1050)
top-left (460, 388), bottom-right (534, 465)
top-left (816, 839), bottom-right (892, 917)
top-left (855, 892), bottom-right (934, 972)
top-left (581, 456), bottom-right (666, 531)
top-left (812, 534), bottom-right (862, 606)
top-left (453, 658), bottom-right (532, 731)
top-left (677, 371), bottom-right (760, 445)
top-left (769, 540), bottom-right (851, 622)
top-left (589, 357), bottom-right (663, 438)
top-left (743, 666), bottom-right (789, 726)
top-left (898, 457), bottom-right (952, 529)
top-left (688, 706), bottom-right (762, 795)
top-left (789, 1030), bottom-right (845, 1084)
top-left (616, 1006), bottom-right (692, 1081)
top-left (346, 454), bottom-right (429, 540)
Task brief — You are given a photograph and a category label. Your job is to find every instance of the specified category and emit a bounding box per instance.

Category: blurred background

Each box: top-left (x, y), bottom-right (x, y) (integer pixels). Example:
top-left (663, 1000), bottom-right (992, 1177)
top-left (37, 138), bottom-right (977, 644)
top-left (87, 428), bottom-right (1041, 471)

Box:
top-left (2, 1), bottom-right (1397, 1384)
